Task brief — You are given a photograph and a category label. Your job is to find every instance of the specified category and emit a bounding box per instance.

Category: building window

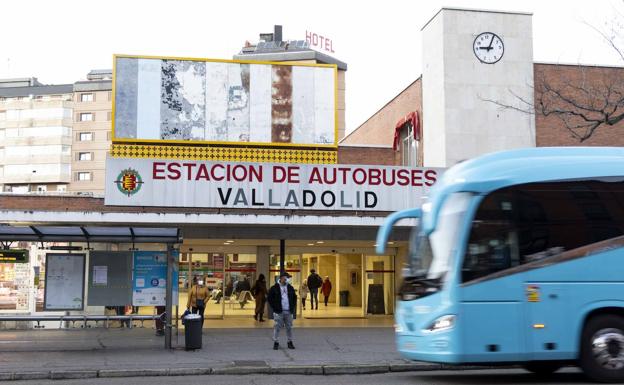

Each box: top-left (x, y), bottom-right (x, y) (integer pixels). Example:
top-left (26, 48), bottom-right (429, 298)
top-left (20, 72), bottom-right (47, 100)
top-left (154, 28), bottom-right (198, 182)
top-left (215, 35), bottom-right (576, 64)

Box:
top-left (76, 172), bottom-right (92, 181)
top-left (401, 123), bottom-right (418, 167)
top-left (107, 111), bottom-right (112, 121)
top-left (79, 112), bottom-right (93, 122)
top-left (36, 185), bottom-right (47, 193)
top-left (78, 132), bottom-right (93, 141)
top-left (57, 185), bottom-right (67, 192)
top-left (80, 93), bottom-right (94, 102)
top-left (78, 152), bottom-right (92, 161)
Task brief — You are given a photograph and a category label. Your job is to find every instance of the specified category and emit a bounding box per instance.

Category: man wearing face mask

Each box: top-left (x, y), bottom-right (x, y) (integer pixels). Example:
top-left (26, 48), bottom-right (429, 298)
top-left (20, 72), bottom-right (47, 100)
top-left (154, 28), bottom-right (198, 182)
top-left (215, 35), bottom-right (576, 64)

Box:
top-left (187, 276), bottom-right (209, 327)
top-left (267, 272), bottom-right (297, 350)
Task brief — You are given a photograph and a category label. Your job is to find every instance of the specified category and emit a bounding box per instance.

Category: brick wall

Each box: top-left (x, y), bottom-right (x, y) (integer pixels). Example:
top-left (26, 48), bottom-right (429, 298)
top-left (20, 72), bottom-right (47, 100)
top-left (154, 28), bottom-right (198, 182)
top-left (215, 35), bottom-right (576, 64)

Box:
top-left (337, 145), bottom-right (397, 165)
top-left (534, 63), bottom-right (624, 147)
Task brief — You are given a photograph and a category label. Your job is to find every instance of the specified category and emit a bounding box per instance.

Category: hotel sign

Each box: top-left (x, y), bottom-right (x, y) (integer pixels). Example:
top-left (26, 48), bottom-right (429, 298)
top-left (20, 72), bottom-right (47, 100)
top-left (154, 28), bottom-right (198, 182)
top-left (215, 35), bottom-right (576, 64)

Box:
top-left (105, 157), bottom-right (441, 211)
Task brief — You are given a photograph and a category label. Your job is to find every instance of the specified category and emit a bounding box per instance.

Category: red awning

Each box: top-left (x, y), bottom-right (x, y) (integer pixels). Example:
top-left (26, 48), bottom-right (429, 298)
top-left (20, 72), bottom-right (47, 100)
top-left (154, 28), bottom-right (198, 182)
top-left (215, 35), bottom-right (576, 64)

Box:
top-left (393, 111), bottom-right (420, 151)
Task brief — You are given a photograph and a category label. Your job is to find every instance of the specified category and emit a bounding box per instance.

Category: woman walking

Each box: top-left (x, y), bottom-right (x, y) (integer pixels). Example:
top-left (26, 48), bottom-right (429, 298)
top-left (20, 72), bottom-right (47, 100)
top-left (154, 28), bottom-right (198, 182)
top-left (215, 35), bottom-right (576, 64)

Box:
top-left (321, 276), bottom-right (332, 307)
top-left (187, 276), bottom-right (209, 327)
top-left (300, 279), bottom-right (310, 310)
top-left (252, 274), bottom-right (268, 322)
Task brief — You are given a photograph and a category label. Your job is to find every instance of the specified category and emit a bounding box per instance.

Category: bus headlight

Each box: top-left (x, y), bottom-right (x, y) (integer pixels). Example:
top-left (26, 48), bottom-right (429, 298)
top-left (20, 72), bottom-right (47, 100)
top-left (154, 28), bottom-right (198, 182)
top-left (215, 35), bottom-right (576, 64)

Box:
top-left (423, 315), bottom-right (456, 333)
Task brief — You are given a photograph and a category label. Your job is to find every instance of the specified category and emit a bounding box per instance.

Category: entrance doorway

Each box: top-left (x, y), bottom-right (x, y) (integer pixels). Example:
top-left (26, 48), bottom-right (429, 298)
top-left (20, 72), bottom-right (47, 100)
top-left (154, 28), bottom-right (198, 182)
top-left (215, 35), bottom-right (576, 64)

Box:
top-left (178, 252), bottom-right (257, 320)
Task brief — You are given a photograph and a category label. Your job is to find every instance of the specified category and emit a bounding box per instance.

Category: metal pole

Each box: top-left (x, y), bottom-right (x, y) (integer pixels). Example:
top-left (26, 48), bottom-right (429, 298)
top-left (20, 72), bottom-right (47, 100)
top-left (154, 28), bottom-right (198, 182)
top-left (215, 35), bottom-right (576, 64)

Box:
top-left (165, 244), bottom-right (173, 349)
top-left (280, 239), bottom-right (285, 276)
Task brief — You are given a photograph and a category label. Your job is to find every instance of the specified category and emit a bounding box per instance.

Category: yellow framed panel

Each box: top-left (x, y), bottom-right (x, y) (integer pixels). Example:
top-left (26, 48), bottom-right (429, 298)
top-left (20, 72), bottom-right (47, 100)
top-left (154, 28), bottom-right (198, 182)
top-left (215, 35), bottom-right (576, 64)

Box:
top-left (111, 54), bottom-right (339, 149)
top-left (110, 143), bottom-right (338, 164)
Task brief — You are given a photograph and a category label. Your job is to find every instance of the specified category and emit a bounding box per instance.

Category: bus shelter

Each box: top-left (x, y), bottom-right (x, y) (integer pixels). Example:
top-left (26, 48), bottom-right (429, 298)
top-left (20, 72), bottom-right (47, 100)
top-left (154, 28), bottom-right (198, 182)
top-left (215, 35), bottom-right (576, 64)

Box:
top-left (0, 224), bottom-right (182, 349)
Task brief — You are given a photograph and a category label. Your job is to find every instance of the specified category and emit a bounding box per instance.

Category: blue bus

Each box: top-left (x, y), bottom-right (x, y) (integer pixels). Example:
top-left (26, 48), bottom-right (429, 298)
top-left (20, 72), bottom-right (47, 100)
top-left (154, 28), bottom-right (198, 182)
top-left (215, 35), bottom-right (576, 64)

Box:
top-left (377, 147), bottom-right (624, 382)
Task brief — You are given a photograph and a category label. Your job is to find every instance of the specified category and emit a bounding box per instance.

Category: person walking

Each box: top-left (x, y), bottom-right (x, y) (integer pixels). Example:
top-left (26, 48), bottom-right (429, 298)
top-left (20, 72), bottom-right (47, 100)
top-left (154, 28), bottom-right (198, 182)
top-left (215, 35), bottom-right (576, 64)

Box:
top-left (321, 276), bottom-right (332, 307)
top-left (252, 274), bottom-right (268, 322)
top-left (300, 279), bottom-right (310, 310)
top-left (187, 276), bottom-right (209, 327)
top-left (306, 269), bottom-right (323, 310)
top-left (267, 272), bottom-right (297, 350)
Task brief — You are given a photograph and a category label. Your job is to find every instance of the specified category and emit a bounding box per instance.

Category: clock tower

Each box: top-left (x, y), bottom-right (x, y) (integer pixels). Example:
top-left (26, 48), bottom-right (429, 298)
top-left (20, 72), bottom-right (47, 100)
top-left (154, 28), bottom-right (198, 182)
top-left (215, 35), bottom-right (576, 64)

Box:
top-left (421, 8), bottom-right (535, 167)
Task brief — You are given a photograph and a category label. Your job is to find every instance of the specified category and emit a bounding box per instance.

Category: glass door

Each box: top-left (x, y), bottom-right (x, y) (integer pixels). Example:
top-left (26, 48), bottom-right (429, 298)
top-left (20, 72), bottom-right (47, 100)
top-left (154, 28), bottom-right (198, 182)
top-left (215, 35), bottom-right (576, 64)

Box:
top-left (179, 253), bottom-right (225, 320)
top-left (224, 253), bottom-right (256, 317)
top-left (364, 255), bottom-right (395, 315)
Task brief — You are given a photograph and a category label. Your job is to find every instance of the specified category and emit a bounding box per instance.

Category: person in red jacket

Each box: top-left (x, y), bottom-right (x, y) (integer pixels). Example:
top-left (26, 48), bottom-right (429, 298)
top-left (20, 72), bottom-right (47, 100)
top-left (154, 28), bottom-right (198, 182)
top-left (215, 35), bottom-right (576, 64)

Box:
top-left (321, 276), bottom-right (332, 307)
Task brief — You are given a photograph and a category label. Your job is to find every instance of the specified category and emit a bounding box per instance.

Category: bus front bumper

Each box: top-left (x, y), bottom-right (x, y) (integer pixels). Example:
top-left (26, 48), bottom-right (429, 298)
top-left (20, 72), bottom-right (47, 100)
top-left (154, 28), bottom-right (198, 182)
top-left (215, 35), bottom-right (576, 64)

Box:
top-left (396, 333), bottom-right (462, 364)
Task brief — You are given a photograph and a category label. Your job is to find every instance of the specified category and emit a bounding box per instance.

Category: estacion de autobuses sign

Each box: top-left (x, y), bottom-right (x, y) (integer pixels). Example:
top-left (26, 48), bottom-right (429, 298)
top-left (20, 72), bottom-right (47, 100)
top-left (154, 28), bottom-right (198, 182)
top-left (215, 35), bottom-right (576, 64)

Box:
top-left (105, 157), bottom-right (442, 211)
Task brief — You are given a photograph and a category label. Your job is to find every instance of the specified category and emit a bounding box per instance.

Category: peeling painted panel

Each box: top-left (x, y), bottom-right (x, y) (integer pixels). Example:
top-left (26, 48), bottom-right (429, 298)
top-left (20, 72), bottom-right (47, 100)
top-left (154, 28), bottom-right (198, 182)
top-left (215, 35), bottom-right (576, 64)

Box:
top-left (114, 57), bottom-right (138, 139)
top-left (136, 59), bottom-right (161, 140)
top-left (292, 66), bottom-right (316, 144)
top-left (205, 62), bottom-right (229, 141)
top-left (271, 65), bottom-right (293, 143)
top-left (226, 64), bottom-right (251, 142)
top-left (314, 67), bottom-right (335, 144)
top-left (160, 60), bottom-right (206, 140)
top-left (249, 64), bottom-right (272, 143)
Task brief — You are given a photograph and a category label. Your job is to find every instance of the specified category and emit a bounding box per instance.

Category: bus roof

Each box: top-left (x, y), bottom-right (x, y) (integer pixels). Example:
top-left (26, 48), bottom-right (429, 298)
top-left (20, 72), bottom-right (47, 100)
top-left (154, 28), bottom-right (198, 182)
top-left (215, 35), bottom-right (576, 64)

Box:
top-left (422, 147), bottom-right (624, 233)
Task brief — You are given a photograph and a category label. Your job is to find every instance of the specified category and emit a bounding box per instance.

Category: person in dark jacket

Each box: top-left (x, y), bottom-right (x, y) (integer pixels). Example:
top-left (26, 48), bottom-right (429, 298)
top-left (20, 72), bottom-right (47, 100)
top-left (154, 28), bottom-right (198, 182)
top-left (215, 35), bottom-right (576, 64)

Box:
top-left (252, 274), bottom-right (268, 322)
top-left (267, 272), bottom-right (297, 350)
top-left (306, 269), bottom-right (323, 310)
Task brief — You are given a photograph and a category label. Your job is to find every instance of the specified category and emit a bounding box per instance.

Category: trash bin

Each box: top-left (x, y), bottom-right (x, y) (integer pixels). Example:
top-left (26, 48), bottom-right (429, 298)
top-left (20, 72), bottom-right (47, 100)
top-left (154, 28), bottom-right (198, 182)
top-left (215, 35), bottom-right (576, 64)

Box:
top-left (339, 290), bottom-right (349, 307)
top-left (184, 313), bottom-right (202, 350)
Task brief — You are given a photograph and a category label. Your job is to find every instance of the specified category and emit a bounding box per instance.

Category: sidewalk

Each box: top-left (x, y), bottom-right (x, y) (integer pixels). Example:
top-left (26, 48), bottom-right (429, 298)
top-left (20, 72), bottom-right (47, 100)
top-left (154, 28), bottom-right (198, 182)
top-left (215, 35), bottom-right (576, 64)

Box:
top-left (0, 326), bottom-right (444, 381)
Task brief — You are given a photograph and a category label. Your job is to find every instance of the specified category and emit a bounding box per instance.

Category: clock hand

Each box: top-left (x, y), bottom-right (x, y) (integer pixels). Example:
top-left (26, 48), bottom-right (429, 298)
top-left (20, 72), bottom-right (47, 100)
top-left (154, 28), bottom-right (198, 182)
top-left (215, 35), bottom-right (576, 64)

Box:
top-left (487, 35), bottom-right (494, 49)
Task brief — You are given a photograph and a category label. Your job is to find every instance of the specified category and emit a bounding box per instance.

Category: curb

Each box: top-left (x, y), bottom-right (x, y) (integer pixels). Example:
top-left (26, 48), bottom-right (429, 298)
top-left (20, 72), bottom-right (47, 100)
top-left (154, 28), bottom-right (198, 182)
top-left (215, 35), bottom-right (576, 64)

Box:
top-left (0, 363), bottom-right (510, 381)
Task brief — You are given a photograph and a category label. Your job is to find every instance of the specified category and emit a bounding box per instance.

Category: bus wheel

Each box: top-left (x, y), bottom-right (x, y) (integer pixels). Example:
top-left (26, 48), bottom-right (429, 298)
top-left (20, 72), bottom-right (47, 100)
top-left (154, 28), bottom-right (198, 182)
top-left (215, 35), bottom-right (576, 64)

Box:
top-left (581, 314), bottom-right (624, 383)
top-left (523, 361), bottom-right (562, 376)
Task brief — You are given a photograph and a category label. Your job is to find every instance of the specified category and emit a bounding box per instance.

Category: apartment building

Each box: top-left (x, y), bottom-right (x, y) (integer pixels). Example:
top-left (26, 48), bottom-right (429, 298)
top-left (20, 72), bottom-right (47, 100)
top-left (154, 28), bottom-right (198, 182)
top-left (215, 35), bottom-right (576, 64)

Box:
top-left (0, 78), bottom-right (73, 193)
top-left (70, 70), bottom-right (112, 194)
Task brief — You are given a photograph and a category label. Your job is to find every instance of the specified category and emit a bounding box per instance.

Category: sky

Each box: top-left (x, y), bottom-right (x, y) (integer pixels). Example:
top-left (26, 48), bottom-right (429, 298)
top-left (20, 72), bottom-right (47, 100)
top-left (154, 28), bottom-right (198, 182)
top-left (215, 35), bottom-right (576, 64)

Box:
top-left (1, 0), bottom-right (622, 135)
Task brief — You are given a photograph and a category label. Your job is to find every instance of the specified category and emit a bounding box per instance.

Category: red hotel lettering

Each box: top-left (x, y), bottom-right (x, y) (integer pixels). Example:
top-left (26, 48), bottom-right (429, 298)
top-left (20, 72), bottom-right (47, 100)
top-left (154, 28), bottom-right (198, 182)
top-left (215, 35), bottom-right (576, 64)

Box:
top-left (153, 162), bottom-right (166, 179)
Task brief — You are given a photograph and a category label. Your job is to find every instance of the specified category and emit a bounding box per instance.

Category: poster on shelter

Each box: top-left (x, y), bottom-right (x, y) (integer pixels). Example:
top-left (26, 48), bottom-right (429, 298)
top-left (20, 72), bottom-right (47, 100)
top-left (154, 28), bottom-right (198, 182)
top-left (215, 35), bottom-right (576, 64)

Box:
top-left (114, 55), bottom-right (337, 146)
top-left (132, 251), bottom-right (178, 306)
top-left (44, 254), bottom-right (85, 310)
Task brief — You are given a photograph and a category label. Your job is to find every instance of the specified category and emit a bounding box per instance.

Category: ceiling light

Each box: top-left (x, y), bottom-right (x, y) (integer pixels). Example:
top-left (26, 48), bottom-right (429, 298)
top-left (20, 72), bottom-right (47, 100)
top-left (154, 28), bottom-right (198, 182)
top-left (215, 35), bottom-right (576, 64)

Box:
top-left (387, 241), bottom-right (395, 245)
top-left (316, 241), bottom-right (324, 244)
top-left (307, 243), bottom-right (314, 246)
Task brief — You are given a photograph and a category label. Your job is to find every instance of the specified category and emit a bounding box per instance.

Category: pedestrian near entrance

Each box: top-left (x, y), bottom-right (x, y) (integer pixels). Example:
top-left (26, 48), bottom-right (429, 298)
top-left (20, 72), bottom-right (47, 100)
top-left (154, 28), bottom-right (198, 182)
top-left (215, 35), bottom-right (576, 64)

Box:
top-left (321, 276), bottom-right (332, 307)
top-left (267, 272), bottom-right (297, 350)
top-left (300, 279), bottom-right (310, 310)
top-left (252, 274), bottom-right (268, 322)
top-left (187, 277), bottom-right (209, 327)
top-left (306, 269), bottom-right (323, 310)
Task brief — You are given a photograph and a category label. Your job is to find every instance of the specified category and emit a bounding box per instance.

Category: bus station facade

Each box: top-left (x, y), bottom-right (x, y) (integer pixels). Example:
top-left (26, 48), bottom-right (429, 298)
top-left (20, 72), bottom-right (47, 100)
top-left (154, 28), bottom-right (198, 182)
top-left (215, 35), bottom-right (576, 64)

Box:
top-left (1, 7), bottom-right (623, 329)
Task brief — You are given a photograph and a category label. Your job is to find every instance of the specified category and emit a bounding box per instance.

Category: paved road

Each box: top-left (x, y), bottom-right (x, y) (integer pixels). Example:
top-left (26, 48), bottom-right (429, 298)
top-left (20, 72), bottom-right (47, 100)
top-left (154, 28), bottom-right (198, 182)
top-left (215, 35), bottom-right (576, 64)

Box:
top-left (3, 368), bottom-right (591, 385)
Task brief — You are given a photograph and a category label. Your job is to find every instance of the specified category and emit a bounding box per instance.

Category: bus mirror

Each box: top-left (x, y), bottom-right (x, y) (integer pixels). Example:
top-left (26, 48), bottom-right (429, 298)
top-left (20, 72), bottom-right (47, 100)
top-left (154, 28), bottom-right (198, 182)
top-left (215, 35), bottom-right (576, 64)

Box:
top-left (376, 208), bottom-right (422, 254)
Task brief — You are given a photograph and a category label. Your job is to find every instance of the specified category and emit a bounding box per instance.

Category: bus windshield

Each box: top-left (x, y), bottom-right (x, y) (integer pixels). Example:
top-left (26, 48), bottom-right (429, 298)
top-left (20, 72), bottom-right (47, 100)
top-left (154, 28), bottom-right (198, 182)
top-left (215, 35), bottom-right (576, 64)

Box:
top-left (408, 192), bottom-right (473, 281)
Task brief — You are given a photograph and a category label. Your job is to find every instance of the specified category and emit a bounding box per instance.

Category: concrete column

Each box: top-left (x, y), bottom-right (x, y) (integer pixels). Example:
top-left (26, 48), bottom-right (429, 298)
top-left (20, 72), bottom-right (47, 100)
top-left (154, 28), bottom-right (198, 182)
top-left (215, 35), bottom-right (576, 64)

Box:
top-left (256, 246), bottom-right (270, 319)
top-left (256, 246), bottom-right (270, 283)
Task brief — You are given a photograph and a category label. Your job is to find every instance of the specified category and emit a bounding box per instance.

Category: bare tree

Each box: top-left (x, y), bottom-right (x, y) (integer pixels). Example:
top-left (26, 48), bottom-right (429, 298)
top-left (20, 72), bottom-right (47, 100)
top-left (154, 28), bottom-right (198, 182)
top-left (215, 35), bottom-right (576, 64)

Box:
top-left (484, 6), bottom-right (624, 142)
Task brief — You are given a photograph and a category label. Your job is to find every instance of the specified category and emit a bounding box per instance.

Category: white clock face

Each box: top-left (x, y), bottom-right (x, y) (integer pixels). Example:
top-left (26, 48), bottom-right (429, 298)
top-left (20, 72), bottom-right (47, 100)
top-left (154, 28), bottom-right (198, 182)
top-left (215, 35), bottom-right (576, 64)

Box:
top-left (473, 32), bottom-right (504, 64)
